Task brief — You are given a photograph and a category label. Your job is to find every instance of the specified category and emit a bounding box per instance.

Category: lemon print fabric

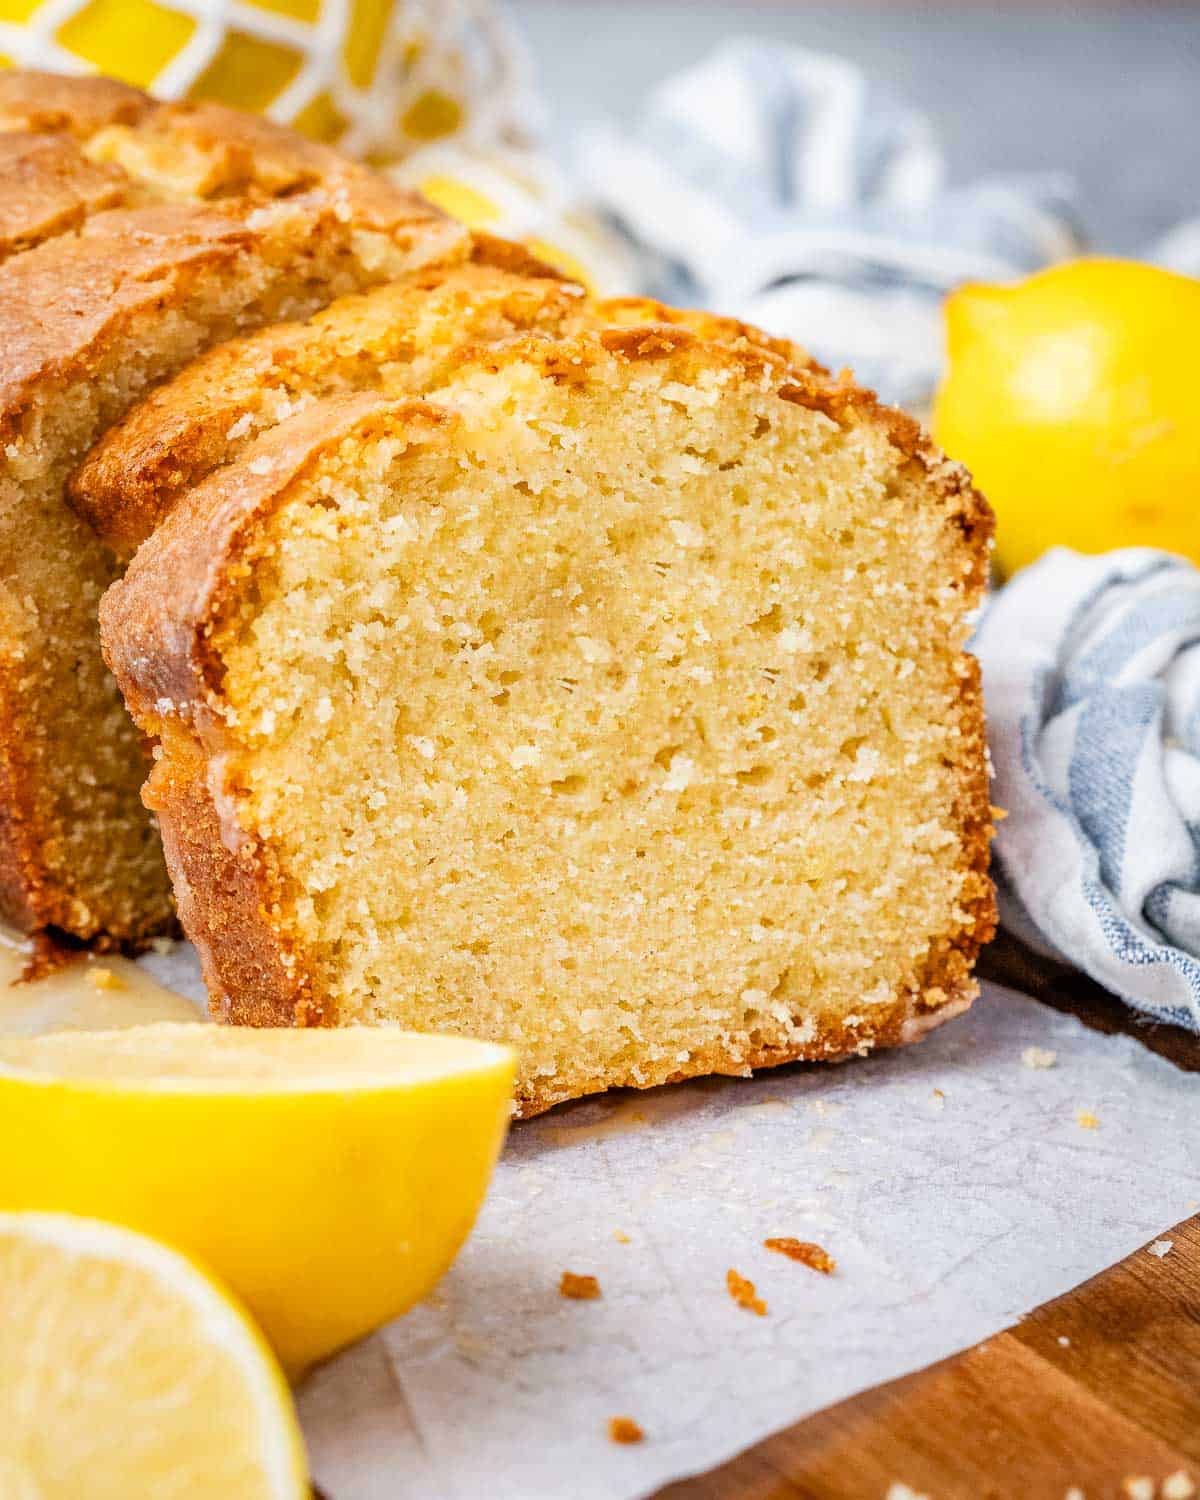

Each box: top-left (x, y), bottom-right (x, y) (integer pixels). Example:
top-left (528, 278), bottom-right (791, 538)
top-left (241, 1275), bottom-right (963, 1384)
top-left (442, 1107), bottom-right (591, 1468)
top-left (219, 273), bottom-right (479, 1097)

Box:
top-left (934, 258), bottom-right (1200, 577)
top-left (0, 0), bottom-right (535, 158)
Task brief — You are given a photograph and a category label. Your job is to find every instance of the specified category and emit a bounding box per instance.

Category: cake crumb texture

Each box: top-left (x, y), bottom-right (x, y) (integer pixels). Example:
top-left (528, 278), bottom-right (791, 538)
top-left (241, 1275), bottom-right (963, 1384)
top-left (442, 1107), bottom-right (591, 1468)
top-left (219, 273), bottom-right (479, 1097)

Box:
top-left (0, 68), bottom-right (459, 948)
top-left (101, 326), bottom-right (995, 1113)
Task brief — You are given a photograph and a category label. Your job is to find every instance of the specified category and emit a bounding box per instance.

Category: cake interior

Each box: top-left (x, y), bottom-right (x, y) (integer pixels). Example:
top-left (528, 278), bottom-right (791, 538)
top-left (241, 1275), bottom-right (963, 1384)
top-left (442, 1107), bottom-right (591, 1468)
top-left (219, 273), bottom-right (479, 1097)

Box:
top-left (0, 215), bottom-right (433, 943)
top-left (211, 347), bottom-right (984, 1105)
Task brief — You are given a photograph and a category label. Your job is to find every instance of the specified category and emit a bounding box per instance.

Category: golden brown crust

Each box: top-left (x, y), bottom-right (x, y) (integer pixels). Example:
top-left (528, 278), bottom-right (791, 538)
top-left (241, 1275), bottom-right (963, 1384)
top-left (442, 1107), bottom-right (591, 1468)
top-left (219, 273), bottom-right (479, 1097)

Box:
top-left (0, 70), bottom-right (151, 137)
top-left (0, 184), bottom-right (461, 437)
top-left (101, 326), bottom-right (994, 1107)
top-left (0, 653), bottom-right (47, 935)
top-left (71, 245), bottom-right (578, 550)
top-left (0, 70), bottom-right (425, 210)
top-left (0, 203), bottom-right (258, 432)
top-left (595, 295), bottom-right (823, 375)
top-left (0, 132), bottom-right (133, 262)
top-left (143, 725), bottom-right (319, 1025)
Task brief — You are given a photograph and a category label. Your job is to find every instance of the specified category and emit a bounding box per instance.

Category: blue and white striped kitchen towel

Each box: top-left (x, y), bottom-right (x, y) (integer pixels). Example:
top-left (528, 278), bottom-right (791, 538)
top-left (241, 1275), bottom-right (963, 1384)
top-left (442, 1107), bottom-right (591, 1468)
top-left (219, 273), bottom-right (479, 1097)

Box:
top-left (578, 39), bottom-right (1083, 406)
top-left (975, 548), bottom-right (1200, 1031)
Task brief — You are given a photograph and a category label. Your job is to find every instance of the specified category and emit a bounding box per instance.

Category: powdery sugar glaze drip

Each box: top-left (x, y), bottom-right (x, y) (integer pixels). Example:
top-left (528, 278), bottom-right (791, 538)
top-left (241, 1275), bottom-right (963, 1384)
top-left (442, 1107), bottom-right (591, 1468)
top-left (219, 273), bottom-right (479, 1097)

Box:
top-left (0, 927), bottom-right (204, 1036)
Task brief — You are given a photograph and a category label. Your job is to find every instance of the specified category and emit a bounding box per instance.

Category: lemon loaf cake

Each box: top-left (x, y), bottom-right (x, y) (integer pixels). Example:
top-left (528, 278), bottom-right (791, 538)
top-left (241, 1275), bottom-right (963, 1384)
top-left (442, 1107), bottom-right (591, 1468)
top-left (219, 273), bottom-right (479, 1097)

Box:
top-left (73, 246), bottom-right (817, 554)
top-left (0, 70), bottom-right (463, 952)
top-left (101, 326), bottom-right (995, 1114)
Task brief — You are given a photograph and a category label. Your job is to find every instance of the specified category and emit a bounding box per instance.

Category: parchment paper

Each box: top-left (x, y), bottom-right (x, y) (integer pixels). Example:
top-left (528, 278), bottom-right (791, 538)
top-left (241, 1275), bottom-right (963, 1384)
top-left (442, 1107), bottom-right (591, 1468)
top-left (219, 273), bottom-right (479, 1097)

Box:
top-left (281, 981), bottom-right (1197, 1500)
top-left (132, 948), bottom-right (1196, 1496)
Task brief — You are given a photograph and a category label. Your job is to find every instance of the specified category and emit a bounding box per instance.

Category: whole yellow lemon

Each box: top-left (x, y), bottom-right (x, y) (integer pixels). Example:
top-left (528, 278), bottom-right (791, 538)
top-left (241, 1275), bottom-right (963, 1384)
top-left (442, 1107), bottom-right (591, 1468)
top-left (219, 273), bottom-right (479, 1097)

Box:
top-left (933, 258), bottom-right (1200, 576)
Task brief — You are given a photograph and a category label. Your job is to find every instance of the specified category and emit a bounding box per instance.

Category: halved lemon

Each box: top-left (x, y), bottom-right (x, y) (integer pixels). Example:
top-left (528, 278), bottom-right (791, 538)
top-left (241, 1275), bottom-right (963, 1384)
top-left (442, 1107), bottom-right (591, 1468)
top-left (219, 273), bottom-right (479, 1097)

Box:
top-left (0, 1025), bottom-right (515, 1375)
top-left (0, 1211), bottom-right (307, 1499)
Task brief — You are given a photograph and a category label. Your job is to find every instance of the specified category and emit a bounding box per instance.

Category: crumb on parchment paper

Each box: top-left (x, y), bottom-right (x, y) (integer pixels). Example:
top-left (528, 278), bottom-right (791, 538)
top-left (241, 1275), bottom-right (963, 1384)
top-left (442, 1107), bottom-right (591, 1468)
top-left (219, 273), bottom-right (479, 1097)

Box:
top-left (607, 1416), bottom-right (644, 1445)
top-left (1075, 1108), bottom-right (1100, 1130)
top-left (763, 1237), bottom-right (836, 1274)
top-left (726, 1268), bottom-right (766, 1315)
top-left (1022, 1046), bottom-right (1057, 1069)
top-left (613, 1229), bottom-right (631, 1244)
top-left (559, 1271), bottom-right (601, 1300)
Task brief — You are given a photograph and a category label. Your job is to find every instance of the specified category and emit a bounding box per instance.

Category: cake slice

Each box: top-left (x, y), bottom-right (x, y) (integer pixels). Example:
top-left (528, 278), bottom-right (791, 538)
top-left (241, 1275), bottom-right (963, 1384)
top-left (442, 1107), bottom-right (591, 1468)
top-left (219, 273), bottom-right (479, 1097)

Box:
top-left (0, 71), bottom-right (464, 952)
top-left (100, 326), bottom-right (995, 1114)
top-left (72, 245), bottom-right (817, 555)
top-left (71, 237), bottom-right (584, 553)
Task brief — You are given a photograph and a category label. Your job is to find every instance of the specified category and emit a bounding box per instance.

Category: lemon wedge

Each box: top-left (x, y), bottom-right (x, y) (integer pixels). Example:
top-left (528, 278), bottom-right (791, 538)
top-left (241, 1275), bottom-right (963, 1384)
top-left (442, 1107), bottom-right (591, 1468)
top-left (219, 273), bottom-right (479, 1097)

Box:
top-left (0, 1024), bottom-right (515, 1375)
top-left (0, 1211), bottom-right (307, 1499)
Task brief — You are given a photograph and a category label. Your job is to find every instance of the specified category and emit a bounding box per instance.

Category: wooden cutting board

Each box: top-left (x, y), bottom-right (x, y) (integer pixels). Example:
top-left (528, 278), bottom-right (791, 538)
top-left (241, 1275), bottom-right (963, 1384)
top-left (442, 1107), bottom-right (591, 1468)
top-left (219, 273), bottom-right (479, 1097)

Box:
top-left (658, 935), bottom-right (1200, 1500)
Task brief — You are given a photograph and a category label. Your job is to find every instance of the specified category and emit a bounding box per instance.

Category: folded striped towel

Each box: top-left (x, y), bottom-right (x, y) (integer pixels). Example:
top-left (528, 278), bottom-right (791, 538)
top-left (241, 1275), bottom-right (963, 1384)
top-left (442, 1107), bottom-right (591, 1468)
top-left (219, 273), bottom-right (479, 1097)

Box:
top-left (974, 548), bottom-right (1200, 1032)
top-left (578, 39), bottom-right (1083, 406)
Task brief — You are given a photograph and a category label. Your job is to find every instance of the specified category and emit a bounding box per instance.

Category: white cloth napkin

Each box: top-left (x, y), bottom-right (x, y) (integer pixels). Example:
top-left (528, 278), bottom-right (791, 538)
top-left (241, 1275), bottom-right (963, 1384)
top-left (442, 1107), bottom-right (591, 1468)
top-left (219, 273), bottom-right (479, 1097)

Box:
top-left (577, 39), bottom-right (1083, 406)
top-left (974, 547), bottom-right (1200, 1032)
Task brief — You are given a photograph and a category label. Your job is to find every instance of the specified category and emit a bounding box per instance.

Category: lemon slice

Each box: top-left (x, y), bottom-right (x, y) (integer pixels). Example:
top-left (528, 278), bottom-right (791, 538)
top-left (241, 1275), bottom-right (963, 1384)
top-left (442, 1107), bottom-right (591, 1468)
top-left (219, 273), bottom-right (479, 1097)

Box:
top-left (0, 1025), bottom-right (515, 1375)
top-left (0, 1211), bottom-right (307, 1499)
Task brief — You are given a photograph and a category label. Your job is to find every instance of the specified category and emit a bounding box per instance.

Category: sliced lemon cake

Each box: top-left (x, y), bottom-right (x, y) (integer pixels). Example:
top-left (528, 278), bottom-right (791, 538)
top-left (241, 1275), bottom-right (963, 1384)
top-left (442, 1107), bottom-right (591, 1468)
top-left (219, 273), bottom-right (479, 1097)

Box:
top-left (101, 326), bottom-right (995, 1114)
top-left (73, 245), bottom-right (817, 555)
top-left (0, 70), bottom-right (462, 951)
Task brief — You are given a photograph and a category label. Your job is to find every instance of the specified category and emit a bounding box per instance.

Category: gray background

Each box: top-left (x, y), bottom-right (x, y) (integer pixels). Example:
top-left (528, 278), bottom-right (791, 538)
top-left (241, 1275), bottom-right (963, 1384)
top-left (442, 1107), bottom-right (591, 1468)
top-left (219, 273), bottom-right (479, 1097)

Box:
top-left (511, 3), bottom-right (1200, 253)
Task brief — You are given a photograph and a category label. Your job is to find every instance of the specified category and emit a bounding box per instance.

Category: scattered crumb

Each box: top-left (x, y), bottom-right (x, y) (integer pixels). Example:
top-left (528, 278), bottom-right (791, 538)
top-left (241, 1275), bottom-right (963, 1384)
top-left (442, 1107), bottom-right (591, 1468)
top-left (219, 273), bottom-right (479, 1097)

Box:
top-left (1123, 1479), bottom-right (1154, 1500)
top-left (885, 1484), bottom-right (930, 1500)
top-left (84, 966), bottom-right (124, 992)
top-left (613, 1229), bottom-right (631, 1245)
top-left (1074, 1108), bottom-right (1100, 1130)
top-left (149, 936), bottom-right (175, 956)
top-left (930, 1088), bottom-right (946, 1111)
top-left (1022, 1046), bottom-right (1057, 1069)
top-left (1163, 1471), bottom-right (1196, 1499)
top-left (607, 1416), bottom-right (644, 1445)
top-left (726, 1268), bottom-right (767, 1315)
top-left (764, 1237), bottom-right (836, 1275)
top-left (559, 1271), bottom-right (601, 1300)
top-left (1057, 1335), bottom-right (1071, 1348)
top-left (1148, 1239), bottom-right (1174, 1259)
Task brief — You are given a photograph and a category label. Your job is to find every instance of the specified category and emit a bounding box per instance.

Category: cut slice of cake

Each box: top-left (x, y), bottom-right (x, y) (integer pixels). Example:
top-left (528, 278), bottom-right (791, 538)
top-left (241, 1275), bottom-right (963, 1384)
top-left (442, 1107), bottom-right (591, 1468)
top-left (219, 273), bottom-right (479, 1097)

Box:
top-left (0, 71), bottom-right (464, 952)
top-left (72, 243), bottom-right (818, 555)
top-left (101, 326), bottom-right (995, 1115)
top-left (71, 237), bottom-right (584, 553)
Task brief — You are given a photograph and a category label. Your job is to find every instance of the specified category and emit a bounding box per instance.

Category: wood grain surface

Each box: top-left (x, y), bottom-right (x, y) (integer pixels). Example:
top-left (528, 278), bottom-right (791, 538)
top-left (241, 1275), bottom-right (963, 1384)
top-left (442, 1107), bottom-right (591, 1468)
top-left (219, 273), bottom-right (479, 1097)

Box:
top-left (657, 937), bottom-right (1200, 1500)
